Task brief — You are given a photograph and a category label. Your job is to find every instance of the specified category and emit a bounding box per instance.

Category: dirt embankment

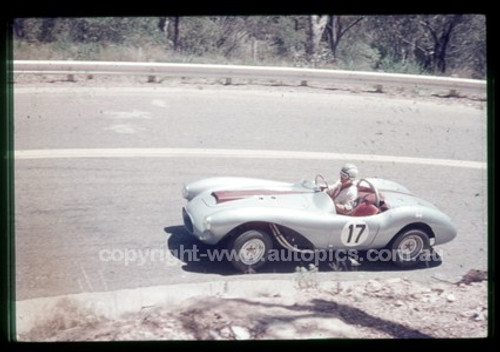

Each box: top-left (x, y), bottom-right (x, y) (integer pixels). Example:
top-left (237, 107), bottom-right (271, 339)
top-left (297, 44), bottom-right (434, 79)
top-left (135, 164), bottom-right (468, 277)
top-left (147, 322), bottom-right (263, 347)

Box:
top-left (20, 269), bottom-right (488, 341)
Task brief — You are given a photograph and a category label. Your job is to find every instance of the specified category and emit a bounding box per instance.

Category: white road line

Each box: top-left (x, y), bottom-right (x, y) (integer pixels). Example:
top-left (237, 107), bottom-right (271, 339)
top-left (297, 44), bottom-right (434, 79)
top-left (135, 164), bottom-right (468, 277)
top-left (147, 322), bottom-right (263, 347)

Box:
top-left (14, 148), bottom-right (486, 169)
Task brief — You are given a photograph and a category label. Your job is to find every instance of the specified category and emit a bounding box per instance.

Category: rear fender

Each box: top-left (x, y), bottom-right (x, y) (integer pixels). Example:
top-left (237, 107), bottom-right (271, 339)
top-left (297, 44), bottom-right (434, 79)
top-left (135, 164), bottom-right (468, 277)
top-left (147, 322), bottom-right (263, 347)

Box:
top-left (387, 222), bottom-right (436, 248)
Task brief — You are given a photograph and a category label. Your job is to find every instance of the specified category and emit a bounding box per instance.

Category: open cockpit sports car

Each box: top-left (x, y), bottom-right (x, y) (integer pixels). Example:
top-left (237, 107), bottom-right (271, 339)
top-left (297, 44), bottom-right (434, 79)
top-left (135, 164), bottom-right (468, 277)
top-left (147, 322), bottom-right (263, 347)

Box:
top-left (181, 176), bottom-right (456, 272)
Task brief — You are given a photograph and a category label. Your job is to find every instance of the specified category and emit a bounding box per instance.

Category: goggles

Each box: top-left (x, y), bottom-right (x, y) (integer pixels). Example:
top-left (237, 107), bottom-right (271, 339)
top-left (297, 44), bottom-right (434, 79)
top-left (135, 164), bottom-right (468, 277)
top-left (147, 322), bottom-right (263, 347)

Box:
top-left (340, 171), bottom-right (350, 180)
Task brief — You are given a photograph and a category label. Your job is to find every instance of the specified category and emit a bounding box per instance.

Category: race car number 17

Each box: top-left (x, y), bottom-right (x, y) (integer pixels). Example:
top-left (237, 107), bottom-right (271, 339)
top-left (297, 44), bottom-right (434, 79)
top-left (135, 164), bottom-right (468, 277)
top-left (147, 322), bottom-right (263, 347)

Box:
top-left (340, 220), bottom-right (369, 246)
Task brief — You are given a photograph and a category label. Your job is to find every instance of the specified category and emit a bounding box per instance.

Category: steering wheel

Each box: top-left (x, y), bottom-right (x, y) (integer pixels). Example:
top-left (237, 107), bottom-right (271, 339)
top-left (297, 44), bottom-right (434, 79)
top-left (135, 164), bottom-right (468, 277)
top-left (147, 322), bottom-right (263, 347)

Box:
top-left (314, 174), bottom-right (330, 191)
top-left (357, 178), bottom-right (381, 208)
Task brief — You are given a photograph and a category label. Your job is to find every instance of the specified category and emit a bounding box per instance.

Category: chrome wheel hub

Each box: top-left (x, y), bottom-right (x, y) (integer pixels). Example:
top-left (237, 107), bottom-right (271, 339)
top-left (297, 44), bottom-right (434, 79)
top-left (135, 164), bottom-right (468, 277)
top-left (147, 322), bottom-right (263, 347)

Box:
top-left (239, 239), bottom-right (266, 265)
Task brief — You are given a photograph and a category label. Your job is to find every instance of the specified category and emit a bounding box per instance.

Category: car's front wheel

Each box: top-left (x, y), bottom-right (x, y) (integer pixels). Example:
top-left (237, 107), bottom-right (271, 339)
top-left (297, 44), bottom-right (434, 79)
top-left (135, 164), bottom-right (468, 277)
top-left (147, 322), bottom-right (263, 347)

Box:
top-left (229, 229), bottom-right (273, 272)
top-left (390, 228), bottom-right (430, 268)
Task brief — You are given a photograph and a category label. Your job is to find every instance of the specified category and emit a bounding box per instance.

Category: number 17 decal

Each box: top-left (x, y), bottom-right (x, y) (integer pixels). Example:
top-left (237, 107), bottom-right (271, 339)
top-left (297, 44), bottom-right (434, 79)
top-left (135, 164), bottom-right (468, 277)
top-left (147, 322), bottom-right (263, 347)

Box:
top-left (340, 220), bottom-right (370, 246)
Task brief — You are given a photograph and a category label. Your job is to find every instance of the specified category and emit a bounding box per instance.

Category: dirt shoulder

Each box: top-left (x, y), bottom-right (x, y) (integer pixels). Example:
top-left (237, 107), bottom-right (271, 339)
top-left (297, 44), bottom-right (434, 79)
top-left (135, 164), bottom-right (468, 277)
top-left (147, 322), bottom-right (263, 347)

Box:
top-left (13, 73), bottom-right (487, 110)
top-left (20, 270), bottom-right (488, 341)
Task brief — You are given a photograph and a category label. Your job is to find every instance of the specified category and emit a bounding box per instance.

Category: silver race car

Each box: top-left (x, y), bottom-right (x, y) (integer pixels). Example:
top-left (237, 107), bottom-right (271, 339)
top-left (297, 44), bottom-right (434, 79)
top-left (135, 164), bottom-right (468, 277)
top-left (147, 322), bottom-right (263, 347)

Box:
top-left (181, 176), bottom-right (457, 272)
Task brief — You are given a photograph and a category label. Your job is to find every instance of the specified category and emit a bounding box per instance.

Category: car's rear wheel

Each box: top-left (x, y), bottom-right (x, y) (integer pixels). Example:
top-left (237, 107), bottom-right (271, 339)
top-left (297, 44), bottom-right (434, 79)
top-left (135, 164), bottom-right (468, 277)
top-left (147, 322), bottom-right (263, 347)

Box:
top-left (390, 228), bottom-right (430, 268)
top-left (229, 229), bottom-right (273, 272)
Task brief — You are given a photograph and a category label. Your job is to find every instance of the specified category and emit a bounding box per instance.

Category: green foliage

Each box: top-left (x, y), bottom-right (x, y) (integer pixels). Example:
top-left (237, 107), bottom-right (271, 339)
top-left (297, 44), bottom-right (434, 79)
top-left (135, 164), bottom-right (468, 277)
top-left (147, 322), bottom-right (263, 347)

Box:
top-left (176, 17), bottom-right (220, 56)
top-left (12, 15), bottom-right (486, 78)
top-left (375, 53), bottom-right (428, 75)
top-left (15, 18), bottom-right (164, 45)
top-left (337, 41), bottom-right (380, 71)
top-left (294, 264), bottom-right (319, 290)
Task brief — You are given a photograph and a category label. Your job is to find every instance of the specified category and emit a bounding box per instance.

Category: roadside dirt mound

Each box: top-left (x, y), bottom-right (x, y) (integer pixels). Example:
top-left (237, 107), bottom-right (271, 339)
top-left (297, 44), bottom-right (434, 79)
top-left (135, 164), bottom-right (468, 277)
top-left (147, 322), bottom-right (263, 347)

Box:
top-left (21, 270), bottom-right (488, 341)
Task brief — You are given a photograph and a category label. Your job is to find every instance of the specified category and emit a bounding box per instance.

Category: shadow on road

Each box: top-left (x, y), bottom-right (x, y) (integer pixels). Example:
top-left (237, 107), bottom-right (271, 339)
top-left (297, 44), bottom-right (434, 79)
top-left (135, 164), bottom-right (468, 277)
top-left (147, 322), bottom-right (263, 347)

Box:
top-left (165, 225), bottom-right (236, 275)
top-left (164, 225), bottom-right (442, 275)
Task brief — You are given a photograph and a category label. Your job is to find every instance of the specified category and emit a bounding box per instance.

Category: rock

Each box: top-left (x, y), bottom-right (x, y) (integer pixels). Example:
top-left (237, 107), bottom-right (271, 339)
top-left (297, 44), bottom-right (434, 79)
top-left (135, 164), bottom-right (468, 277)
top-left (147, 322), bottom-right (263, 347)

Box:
top-left (231, 326), bottom-right (251, 340)
top-left (427, 294), bottom-right (441, 304)
top-left (473, 312), bottom-right (485, 322)
top-left (209, 330), bottom-right (221, 340)
top-left (471, 308), bottom-right (487, 322)
top-left (219, 326), bottom-right (234, 339)
top-left (446, 294), bottom-right (456, 302)
top-left (458, 269), bottom-right (487, 285)
top-left (365, 280), bottom-right (383, 293)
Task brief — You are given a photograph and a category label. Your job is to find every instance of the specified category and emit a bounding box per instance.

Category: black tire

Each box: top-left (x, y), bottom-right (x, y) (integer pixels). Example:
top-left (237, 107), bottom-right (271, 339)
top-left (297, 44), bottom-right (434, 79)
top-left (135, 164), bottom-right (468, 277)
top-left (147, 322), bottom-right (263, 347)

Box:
top-left (390, 228), bottom-right (431, 268)
top-left (229, 229), bottom-right (273, 272)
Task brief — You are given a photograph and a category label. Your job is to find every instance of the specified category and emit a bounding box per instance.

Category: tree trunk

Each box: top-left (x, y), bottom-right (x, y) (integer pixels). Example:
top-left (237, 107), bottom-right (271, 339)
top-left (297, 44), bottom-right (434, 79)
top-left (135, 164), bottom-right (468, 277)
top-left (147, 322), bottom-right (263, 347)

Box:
top-left (435, 15), bottom-right (462, 73)
top-left (159, 17), bottom-right (181, 52)
top-left (172, 17), bottom-right (180, 52)
top-left (306, 15), bottom-right (328, 61)
top-left (13, 18), bottom-right (25, 38)
top-left (158, 17), bottom-right (170, 48)
top-left (421, 15), bottom-right (462, 73)
top-left (327, 16), bottom-right (339, 58)
top-left (326, 16), bottom-right (364, 60)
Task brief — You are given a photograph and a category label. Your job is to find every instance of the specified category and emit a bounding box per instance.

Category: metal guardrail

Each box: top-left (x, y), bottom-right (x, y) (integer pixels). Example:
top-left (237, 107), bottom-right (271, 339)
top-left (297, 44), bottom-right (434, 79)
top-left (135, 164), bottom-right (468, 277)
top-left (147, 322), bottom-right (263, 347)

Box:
top-left (13, 60), bottom-right (486, 98)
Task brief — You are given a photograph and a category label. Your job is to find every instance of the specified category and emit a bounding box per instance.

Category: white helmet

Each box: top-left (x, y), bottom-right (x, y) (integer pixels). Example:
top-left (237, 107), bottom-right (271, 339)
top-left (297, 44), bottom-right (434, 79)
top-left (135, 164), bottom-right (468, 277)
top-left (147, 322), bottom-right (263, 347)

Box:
top-left (340, 163), bottom-right (358, 181)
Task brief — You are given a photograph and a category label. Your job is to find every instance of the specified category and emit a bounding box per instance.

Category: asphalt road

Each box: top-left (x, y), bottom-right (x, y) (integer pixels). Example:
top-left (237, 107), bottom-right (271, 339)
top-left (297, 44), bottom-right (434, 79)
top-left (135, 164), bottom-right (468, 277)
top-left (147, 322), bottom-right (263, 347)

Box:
top-left (14, 83), bottom-right (488, 300)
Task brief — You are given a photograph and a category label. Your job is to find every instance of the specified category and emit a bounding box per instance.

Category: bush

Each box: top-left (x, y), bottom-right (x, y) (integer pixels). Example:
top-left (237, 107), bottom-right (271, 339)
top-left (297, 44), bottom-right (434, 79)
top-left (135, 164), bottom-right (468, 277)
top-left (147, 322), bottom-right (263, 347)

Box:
top-left (374, 52), bottom-right (428, 75)
top-left (336, 41), bottom-right (380, 72)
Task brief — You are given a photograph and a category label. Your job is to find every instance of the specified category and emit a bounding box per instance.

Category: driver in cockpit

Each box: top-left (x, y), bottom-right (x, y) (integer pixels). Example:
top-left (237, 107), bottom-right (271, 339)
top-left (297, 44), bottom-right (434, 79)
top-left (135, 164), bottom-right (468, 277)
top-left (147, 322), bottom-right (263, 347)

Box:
top-left (324, 163), bottom-right (359, 214)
